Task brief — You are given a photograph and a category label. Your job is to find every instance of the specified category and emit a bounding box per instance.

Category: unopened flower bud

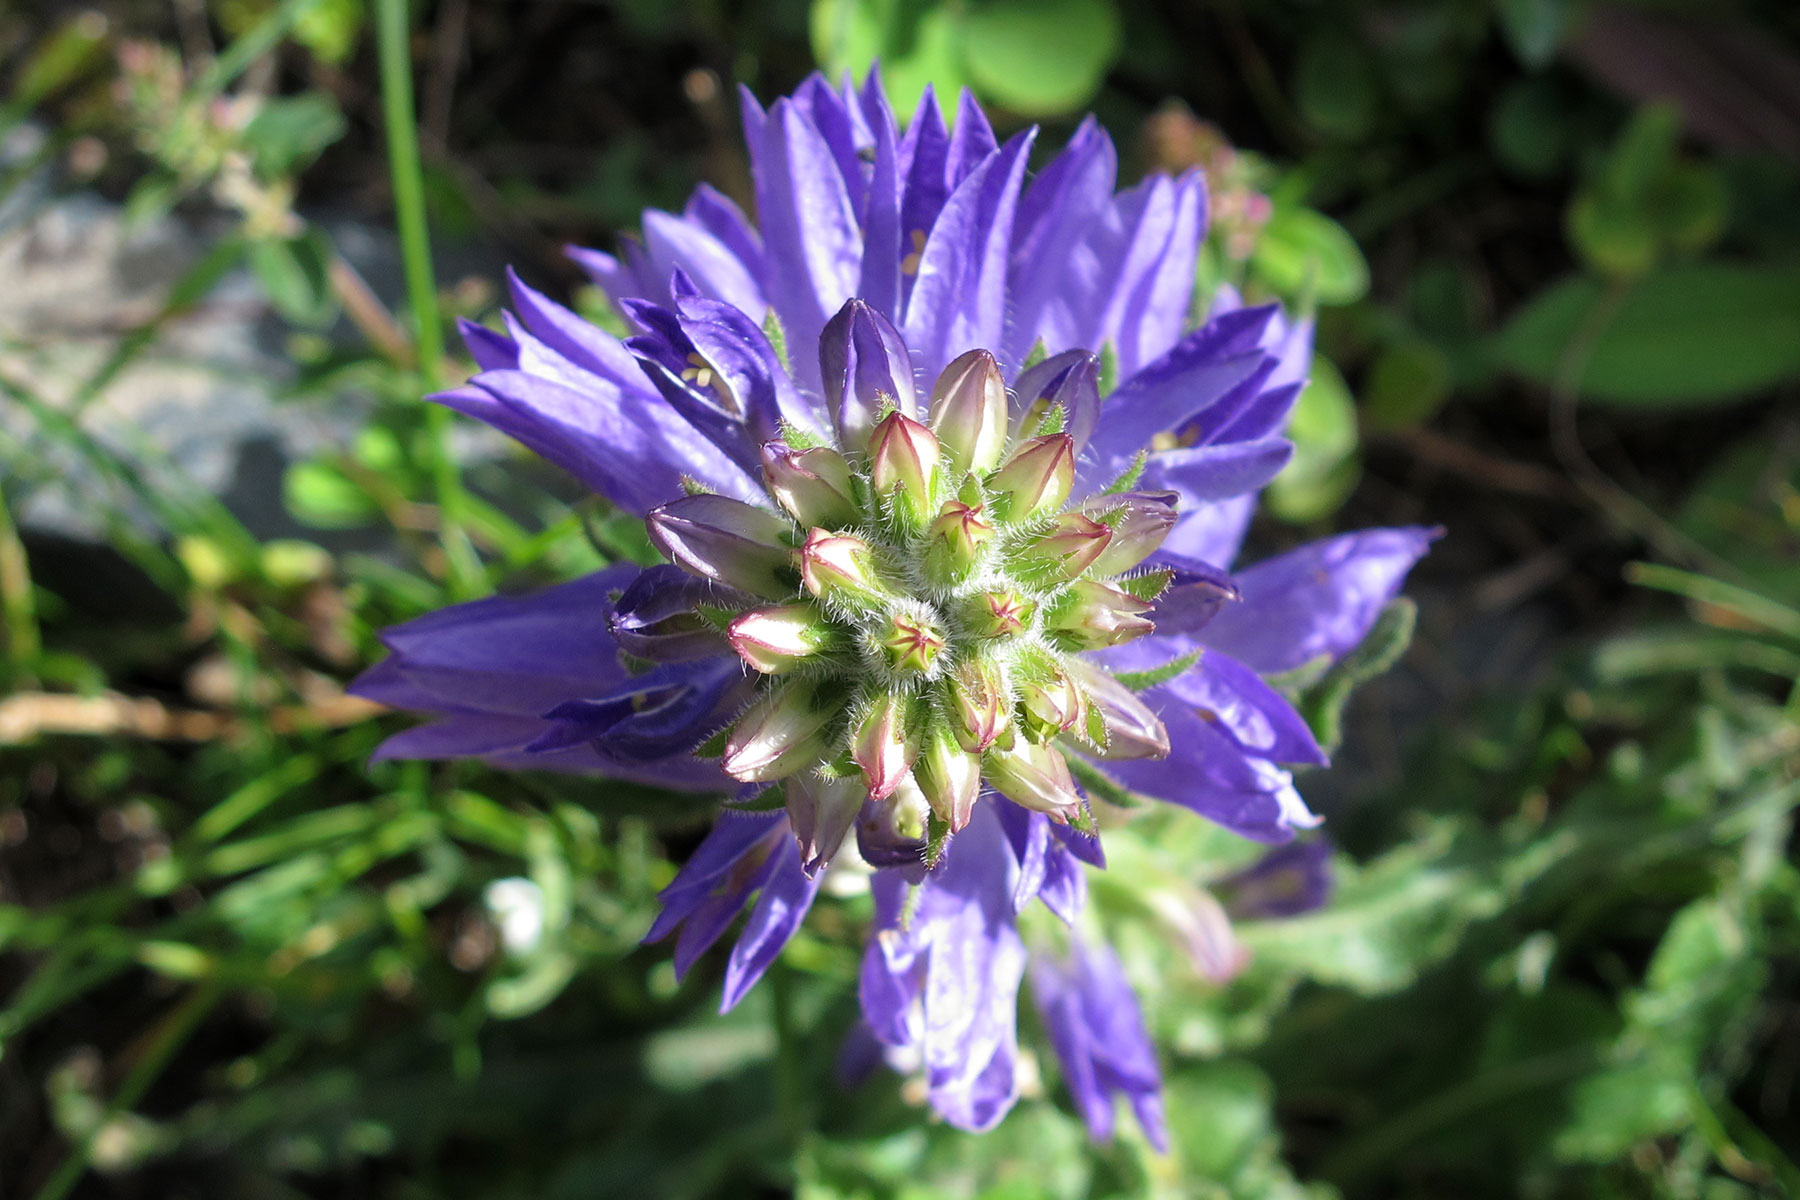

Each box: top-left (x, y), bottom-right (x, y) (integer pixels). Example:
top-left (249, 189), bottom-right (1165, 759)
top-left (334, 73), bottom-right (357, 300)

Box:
top-left (963, 589), bottom-right (1036, 640)
top-left (819, 298), bottom-right (916, 446)
top-left (1014, 512), bottom-right (1112, 583)
top-left (852, 694), bottom-right (918, 802)
top-left (785, 771), bottom-right (864, 877)
top-left (1087, 491), bottom-right (1179, 576)
top-left (1019, 663), bottom-right (1087, 742)
top-left (987, 434), bottom-right (1075, 524)
top-left (923, 500), bottom-right (993, 584)
top-left (1066, 660), bottom-right (1170, 758)
top-left (761, 441), bottom-right (859, 529)
top-left (928, 348), bottom-right (1008, 475)
top-left (868, 410), bottom-right (941, 527)
top-left (880, 611), bottom-right (945, 675)
top-left (914, 726), bottom-right (982, 833)
top-left (646, 494), bottom-right (795, 600)
top-left (1047, 580), bottom-right (1156, 649)
top-left (1011, 349), bottom-right (1100, 450)
top-left (722, 681), bottom-right (834, 782)
top-left (946, 657), bottom-right (1011, 753)
top-left (728, 603), bottom-right (843, 674)
top-left (609, 564), bottom-right (738, 662)
top-left (856, 775), bottom-right (931, 869)
top-left (985, 741), bottom-right (1083, 822)
top-left (798, 528), bottom-right (888, 607)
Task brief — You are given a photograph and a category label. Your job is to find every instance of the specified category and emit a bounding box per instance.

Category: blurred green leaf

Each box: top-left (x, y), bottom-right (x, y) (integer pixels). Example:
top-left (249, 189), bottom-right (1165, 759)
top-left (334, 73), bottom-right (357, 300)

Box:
top-left (1496, 265), bottom-right (1800, 407)
top-left (1267, 355), bottom-right (1360, 523)
top-left (1251, 206), bottom-right (1369, 306)
top-left (248, 229), bottom-right (340, 329)
top-left (810, 0), bottom-right (966, 117)
top-left (1363, 338), bottom-right (1452, 432)
top-left (1495, 0), bottom-right (1568, 69)
top-left (285, 460), bottom-right (377, 528)
top-left (244, 93), bottom-right (348, 181)
top-left (960, 0), bottom-right (1121, 117)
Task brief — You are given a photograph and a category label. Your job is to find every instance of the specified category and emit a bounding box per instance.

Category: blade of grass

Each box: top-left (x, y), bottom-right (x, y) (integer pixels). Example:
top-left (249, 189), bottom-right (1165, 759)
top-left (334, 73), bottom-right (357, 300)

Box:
top-left (374, 0), bottom-right (483, 600)
top-left (1625, 562), bottom-right (1800, 642)
top-left (0, 487), bottom-right (39, 676)
top-left (33, 984), bottom-right (221, 1200)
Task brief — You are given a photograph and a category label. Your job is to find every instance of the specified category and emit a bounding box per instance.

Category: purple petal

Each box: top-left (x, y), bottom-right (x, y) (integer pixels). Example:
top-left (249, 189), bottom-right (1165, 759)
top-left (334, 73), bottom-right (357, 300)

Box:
top-left (1220, 839), bottom-right (1335, 919)
top-left (1201, 527), bottom-right (1438, 675)
top-left (1161, 650), bottom-right (1327, 766)
top-left (1004, 117), bottom-right (1119, 367)
top-left (641, 209), bottom-right (768, 321)
top-left (1141, 436), bottom-right (1294, 506)
top-left (1011, 350), bottom-right (1101, 453)
top-left (1031, 938), bottom-right (1167, 1151)
top-left (720, 838), bottom-right (823, 1010)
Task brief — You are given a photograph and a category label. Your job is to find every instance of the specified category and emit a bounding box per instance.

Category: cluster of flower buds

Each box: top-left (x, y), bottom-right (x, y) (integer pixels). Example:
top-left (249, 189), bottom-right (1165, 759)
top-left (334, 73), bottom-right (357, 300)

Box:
top-left (635, 304), bottom-right (1184, 876)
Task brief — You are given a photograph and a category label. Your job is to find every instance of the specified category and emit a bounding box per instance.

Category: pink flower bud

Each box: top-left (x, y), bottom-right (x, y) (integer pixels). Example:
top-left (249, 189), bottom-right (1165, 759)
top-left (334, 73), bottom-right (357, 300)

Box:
top-left (923, 499), bottom-right (993, 584)
top-left (1014, 512), bottom-right (1113, 583)
top-left (963, 589), bottom-right (1036, 640)
top-left (1020, 664), bottom-right (1087, 742)
top-left (1086, 491), bottom-right (1178, 576)
top-left (852, 694), bottom-right (918, 802)
top-left (946, 658), bottom-right (1011, 753)
top-left (727, 603), bottom-right (842, 674)
top-left (1066, 660), bottom-right (1170, 759)
top-left (797, 527), bottom-right (888, 607)
top-left (880, 611), bottom-right (945, 675)
top-left (928, 349), bottom-right (1008, 475)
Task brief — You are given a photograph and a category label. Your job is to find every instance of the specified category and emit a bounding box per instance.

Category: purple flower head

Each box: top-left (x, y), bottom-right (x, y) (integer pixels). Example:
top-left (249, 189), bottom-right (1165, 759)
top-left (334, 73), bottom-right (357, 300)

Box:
top-left (352, 72), bottom-right (1434, 1142)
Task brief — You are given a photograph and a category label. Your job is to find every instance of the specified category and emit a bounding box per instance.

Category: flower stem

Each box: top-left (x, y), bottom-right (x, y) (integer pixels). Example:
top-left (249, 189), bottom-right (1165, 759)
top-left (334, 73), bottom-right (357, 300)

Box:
top-left (374, 0), bottom-right (482, 599)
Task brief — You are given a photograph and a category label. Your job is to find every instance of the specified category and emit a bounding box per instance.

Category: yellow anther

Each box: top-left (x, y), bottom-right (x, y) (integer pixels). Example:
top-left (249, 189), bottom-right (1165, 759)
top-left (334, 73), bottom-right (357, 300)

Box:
top-left (901, 229), bottom-right (927, 277)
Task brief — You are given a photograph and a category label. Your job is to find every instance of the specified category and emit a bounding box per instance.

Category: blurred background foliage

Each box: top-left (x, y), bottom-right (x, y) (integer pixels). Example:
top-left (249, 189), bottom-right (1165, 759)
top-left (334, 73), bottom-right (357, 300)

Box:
top-left (1, 0), bottom-right (1798, 1196)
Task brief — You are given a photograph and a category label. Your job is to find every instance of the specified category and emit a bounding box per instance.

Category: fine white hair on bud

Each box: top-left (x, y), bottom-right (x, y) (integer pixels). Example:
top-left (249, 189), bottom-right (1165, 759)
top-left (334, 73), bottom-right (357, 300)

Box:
top-left (659, 329), bottom-right (1178, 851)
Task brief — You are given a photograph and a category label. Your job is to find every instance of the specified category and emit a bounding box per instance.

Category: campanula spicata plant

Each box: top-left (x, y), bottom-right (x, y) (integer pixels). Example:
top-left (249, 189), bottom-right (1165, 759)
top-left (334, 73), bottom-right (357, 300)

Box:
top-left (352, 72), bottom-right (1433, 1141)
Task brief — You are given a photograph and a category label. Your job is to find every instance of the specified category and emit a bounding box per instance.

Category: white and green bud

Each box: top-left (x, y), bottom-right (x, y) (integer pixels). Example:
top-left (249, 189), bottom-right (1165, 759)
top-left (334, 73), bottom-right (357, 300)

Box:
top-left (914, 725), bottom-right (982, 833)
top-left (721, 680), bottom-right (834, 782)
top-left (1019, 662), bottom-right (1087, 742)
top-left (946, 657), bottom-right (1012, 753)
top-left (1067, 659), bottom-right (1170, 758)
top-left (728, 603), bottom-right (843, 675)
top-left (868, 410), bottom-right (941, 528)
top-left (928, 348), bottom-right (1008, 475)
top-left (879, 610), bottom-right (946, 675)
top-left (761, 441), bottom-right (860, 529)
top-left (988, 433), bottom-right (1075, 524)
top-left (963, 589), bottom-right (1036, 640)
top-left (922, 499), bottom-right (993, 584)
top-left (1047, 580), bottom-right (1156, 649)
top-left (985, 740), bottom-right (1084, 823)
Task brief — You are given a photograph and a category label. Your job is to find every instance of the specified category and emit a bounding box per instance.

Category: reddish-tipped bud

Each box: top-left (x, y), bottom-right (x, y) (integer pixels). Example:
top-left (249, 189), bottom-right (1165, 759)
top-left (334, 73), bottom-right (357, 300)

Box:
top-left (964, 589), bottom-right (1036, 640)
top-left (785, 771), bottom-right (864, 876)
top-left (928, 349), bottom-right (1008, 475)
top-left (988, 434), bottom-right (1074, 524)
top-left (852, 694), bottom-right (918, 802)
top-left (761, 441), bottom-right (859, 529)
top-left (1047, 580), bottom-right (1156, 649)
top-left (880, 611), bottom-right (945, 675)
top-left (1067, 660), bottom-right (1170, 759)
top-left (727, 603), bottom-right (842, 675)
top-left (798, 528), bottom-right (888, 607)
top-left (868, 411), bottom-right (941, 527)
top-left (914, 727), bottom-right (982, 833)
top-left (1014, 512), bottom-right (1113, 583)
top-left (923, 499), bottom-right (993, 583)
top-left (946, 658), bottom-right (1011, 753)
top-left (985, 741), bottom-right (1083, 822)
top-left (721, 681), bottom-right (834, 782)
top-left (1020, 664), bottom-right (1087, 742)
top-left (1087, 491), bottom-right (1178, 576)
top-left (646, 494), bottom-right (795, 600)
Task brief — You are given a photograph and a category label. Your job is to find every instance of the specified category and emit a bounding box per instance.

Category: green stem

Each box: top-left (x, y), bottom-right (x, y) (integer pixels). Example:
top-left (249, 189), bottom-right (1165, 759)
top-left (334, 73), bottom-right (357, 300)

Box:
top-left (0, 486), bottom-right (39, 676)
top-left (374, 0), bottom-right (482, 599)
top-left (33, 984), bottom-right (221, 1200)
top-left (770, 960), bottom-right (807, 1155)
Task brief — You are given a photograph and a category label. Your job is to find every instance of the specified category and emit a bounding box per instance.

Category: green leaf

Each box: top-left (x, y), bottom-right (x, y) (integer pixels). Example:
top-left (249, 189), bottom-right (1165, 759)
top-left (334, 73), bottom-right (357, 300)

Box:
top-left (1496, 266), bottom-right (1800, 407)
top-left (1495, 0), bottom-right (1568, 69)
top-left (244, 92), bottom-right (348, 180)
top-left (1298, 598), bottom-right (1417, 751)
top-left (1361, 338), bottom-right (1452, 433)
top-left (1268, 355), bottom-right (1361, 523)
top-left (958, 0), bottom-right (1121, 117)
top-left (283, 460), bottom-right (375, 529)
top-left (1113, 648), bottom-right (1202, 692)
top-left (809, 0), bottom-right (966, 118)
top-left (248, 229), bottom-right (339, 328)
top-left (1251, 205), bottom-right (1369, 306)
